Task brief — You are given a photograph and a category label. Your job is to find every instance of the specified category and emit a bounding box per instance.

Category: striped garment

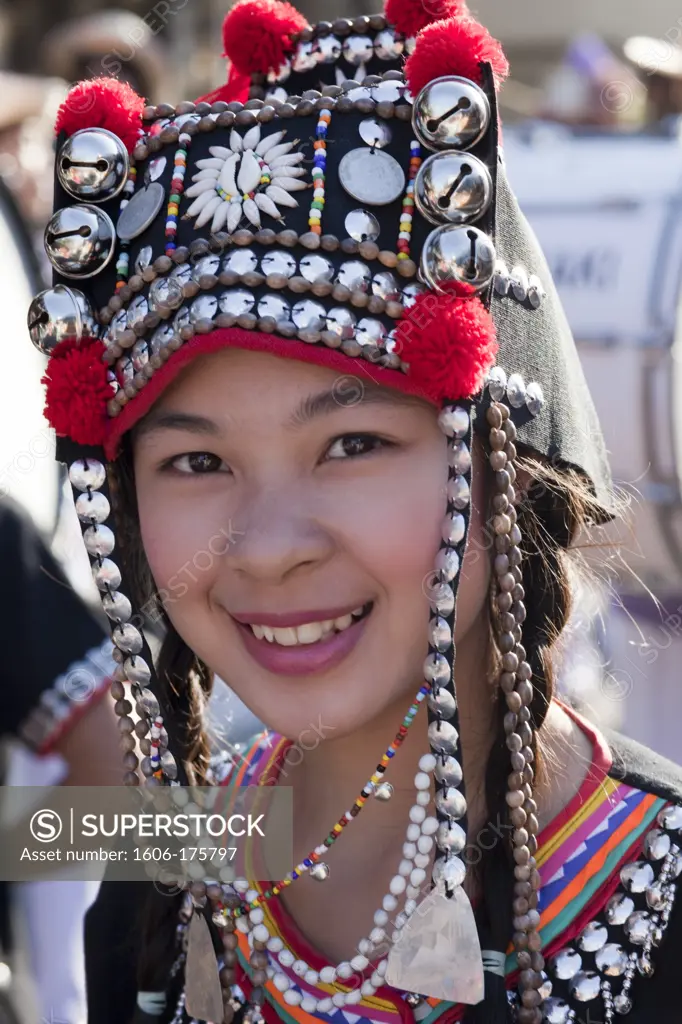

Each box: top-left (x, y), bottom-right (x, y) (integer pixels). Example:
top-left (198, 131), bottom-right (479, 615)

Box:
top-left (218, 708), bottom-right (665, 1024)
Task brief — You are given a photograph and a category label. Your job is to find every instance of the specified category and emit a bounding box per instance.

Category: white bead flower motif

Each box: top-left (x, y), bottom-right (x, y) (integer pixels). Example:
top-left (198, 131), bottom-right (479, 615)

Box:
top-left (183, 125), bottom-right (308, 234)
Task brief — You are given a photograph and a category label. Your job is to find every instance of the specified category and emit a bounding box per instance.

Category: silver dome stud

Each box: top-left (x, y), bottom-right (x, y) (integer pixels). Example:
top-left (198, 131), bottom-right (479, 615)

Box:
top-left (44, 204), bottom-right (116, 279)
top-left (57, 128), bottom-right (129, 203)
top-left (27, 285), bottom-right (97, 355)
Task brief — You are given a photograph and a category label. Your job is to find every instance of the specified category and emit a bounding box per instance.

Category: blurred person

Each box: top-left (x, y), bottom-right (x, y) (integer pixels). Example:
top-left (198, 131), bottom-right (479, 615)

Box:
top-left (624, 35), bottom-right (682, 124)
top-left (0, 498), bottom-right (122, 1024)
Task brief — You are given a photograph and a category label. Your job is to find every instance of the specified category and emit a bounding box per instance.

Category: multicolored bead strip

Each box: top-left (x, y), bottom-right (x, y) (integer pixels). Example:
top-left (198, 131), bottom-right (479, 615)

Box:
top-left (115, 166), bottom-right (138, 291)
top-left (218, 683), bottom-right (430, 917)
top-left (397, 141), bottom-right (421, 262)
top-left (165, 131), bottom-right (192, 256)
top-left (309, 110), bottom-right (331, 236)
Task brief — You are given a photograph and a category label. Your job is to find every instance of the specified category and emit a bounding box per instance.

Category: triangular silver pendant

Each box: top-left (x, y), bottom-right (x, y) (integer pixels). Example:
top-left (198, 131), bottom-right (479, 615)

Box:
top-left (185, 909), bottom-right (224, 1022)
top-left (385, 884), bottom-right (484, 1004)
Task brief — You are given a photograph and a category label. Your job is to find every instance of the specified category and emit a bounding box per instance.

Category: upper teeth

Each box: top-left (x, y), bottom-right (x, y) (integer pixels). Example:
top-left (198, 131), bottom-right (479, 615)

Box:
top-left (249, 607), bottom-right (366, 645)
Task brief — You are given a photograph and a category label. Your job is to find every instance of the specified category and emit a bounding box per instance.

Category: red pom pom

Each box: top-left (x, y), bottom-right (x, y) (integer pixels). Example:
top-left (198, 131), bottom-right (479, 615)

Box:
top-left (42, 338), bottom-right (112, 446)
top-left (222, 0), bottom-right (309, 77)
top-left (396, 292), bottom-right (498, 402)
top-left (405, 16), bottom-right (509, 97)
top-left (55, 78), bottom-right (144, 154)
top-left (384, 0), bottom-right (469, 39)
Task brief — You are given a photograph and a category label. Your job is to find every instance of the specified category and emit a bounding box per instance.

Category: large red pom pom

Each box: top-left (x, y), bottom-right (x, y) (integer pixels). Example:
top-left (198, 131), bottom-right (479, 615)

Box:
top-left (384, 0), bottom-right (469, 39)
top-left (396, 292), bottom-right (498, 402)
top-left (42, 338), bottom-right (112, 446)
top-left (405, 16), bottom-right (509, 97)
top-left (222, 0), bottom-right (309, 77)
top-left (55, 78), bottom-right (145, 154)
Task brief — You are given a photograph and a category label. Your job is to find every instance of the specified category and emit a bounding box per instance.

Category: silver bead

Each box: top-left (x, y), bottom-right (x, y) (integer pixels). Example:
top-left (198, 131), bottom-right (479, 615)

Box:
top-left (83, 524), bottom-right (115, 557)
top-left (525, 381), bottom-right (544, 417)
top-left (127, 296), bottom-right (149, 330)
top-left (316, 34), bottom-right (342, 63)
top-left (595, 944), bottom-right (628, 977)
top-left (448, 441), bottom-right (471, 475)
top-left (412, 76), bottom-right (490, 151)
top-left (218, 290), bottom-right (254, 317)
top-left (658, 805), bottom-right (682, 832)
top-left (310, 862), bottom-right (330, 881)
top-left (44, 204), bottom-right (116, 279)
top-left (435, 787), bottom-right (466, 820)
top-left (28, 286), bottom-right (98, 355)
top-left (325, 307), bottom-right (356, 339)
top-left (442, 512), bottom-right (466, 546)
top-left (438, 406), bottom-right (469, 438)
top-left (191, 254), bottom-right (221, 282)
top-left (125, 657), bottom-right (152, 687)
top-left (620, 861), bottom-right (655, 894)
top-left (343, 34), bottom-right (374, 65)
top-left (401, 281), bottom-right (427, 308)
top-left (542, 997), bottom-right (572, 1023)
top-left (415, 152), bottom-right (492, 226)
top-left (359, 118), bottom-right (392, 150)
top-left (102, 591), bottom-right (133, 623)
top-left (336, 260), bottom-right (372, 291)
top-left (428, 686), bottom-right (456, 720)
top-left (57, 128), bottom-right (129, 202)
top-left (434, 755), bottom-right (462, 788)
top-left (613, 993), bottom-right (632, 1015)
top-left (578, 922), bottom-right (608, 952)
top-left (292, 299), bottom-right (326, 330)
top-left (605, 893), bottom-right (635, 926)
top-left (92, 558), bottom-right (122, 591)
top-left (224, 248), bottom-right (258, 275)
top-left (356, 318), bottom-right (386, 347)
top-left (113, 623), bottom-right (144, 655)
top-left (527, 273), bottom-right (546, 309)
top-left (432, 855), bottom-right (465, 889)
top-left (538, 973), bottom-right (553, 1000)
top-left (300, 254), bottom-right (335, 284)
top-left (550, 949), bottom-right (582, 981)
top-left (435, 547), bottom-right (460, 582)
top-left (136, 688), bottom-right (160, 717)
top-left (429, 581), bottom-right (454, 616)
top-left (436, 820), bottom-right (466, 854)
top-left (646, 882), bottom-right (667, 911)
top-left (150, 275), bottom-right (184, 311)
top-left (428, 616), bottom-right (452, 653)
top-left (258, 295), bottom-right (291, 321)
top-left (375, 782), bottom-right (394, 802)
top-left (569, 972), bottom-right (601, 1003)
top-left (345, 209), bottom-right (381, 243)
top-left (428, 720), bottom-right (459, 756)
top-left (75, 491), bottom-right (111, 525)
top-left (487, 366), bottom-right (507, 402)
top-left (372, 271), bottom-right (400, 301)
top-left (644, 828), bottom-right (672, 861)
top-left (375, 28), bottom-right (404, 60)
top-left (69, 458), bottom-right (106, 491)
top-left (624, 910), bottom-right (651, 945)
top-left (421, 224), bottom-right (495, 295)
top-left (404, 993), bottom-right (423, 1009)
top-left (447, 475), bottom-right (470, 510)
top-left (506, 373), bottom-right (527, 409)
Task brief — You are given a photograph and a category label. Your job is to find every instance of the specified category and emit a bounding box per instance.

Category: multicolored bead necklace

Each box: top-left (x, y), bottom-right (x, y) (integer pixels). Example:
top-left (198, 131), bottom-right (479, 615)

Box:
top-left (115, 166), bottom-right (138, 290)
top-left (165, 131), bottom-right (192, 256)
top-left (397, 141), bottom-right (421, 262)
top-left (308, 111), bottom-right (331, 235)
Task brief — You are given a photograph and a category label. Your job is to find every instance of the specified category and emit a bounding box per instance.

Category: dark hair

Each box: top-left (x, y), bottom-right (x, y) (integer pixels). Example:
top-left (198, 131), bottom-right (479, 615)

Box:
top-left (111, 432), bottom-right (611, 1020)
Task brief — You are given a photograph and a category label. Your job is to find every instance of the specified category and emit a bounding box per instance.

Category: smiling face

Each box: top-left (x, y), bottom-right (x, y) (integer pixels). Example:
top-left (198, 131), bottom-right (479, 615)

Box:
top-left (132, 347), bottom-right (490, 741)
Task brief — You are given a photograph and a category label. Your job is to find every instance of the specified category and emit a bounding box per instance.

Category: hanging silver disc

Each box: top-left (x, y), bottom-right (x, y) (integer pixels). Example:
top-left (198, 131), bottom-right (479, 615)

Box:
top-left (117, 182), bottom-right (166, 242)
top-left (339, 149), bottom-right (406, 206)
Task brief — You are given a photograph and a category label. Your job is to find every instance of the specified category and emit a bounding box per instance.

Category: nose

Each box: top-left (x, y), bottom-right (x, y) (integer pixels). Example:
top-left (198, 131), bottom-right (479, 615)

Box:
top-left (228, 483), bottom-right (335, 584)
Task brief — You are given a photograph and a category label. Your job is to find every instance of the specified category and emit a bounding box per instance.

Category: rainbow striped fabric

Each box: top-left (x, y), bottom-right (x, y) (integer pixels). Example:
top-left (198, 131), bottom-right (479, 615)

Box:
top-left (221, 711), bottom-right (666, 1024)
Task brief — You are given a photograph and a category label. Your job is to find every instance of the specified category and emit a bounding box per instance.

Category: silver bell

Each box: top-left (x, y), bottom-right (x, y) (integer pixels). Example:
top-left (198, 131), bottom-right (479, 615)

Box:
top-left (44, 204), bottom-right (117, 279)
top-left (412, 76), bottom-right (491, 152)
top-left (57, 128), bottom-right (129, 203)
top-left (415, 152), bottom-right (493, 226)
top-left (310, 862), bottom-right (330, 881)
top-left (421, 225), bottom-right (496, 295)
top-left (27, 285), bottom-right (97, 355)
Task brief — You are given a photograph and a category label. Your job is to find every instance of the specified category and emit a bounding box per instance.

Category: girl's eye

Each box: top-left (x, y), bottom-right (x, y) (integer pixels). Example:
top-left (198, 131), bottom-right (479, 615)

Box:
top-left (169, 452), bottom-right (228, 474)
top-left (325, 434), bottom-right (391, 460)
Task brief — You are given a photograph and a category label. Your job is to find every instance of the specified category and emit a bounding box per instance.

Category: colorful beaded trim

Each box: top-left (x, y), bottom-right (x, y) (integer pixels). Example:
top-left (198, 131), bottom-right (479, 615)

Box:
top-left (309, 110), bottom-right (331, 236)
top-left (397, 141), bottom-right (421, 262)
top-left (165, 131), bottom-right (192, 257)
top-left (115, 166), bottom-right (138, 291)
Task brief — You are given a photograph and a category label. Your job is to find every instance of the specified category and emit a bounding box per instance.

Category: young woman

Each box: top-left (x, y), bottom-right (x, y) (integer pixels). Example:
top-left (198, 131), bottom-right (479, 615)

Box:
top-left (29, 1), bottom-right (682, 1022)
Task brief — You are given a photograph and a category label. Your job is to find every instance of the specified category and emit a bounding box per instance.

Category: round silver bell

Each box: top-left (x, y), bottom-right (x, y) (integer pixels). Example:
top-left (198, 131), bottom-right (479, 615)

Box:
top-left (27, 285), bottom-right (97, 355)
top-left (57, 128), bottom-right (129, 203)
top-left (412, 76), bottom-right (491, 152)
top-left (44, 204), bottom-right (117, 279)
top-left (421, 224), bottom-right (495, 295)
top-left (415, 152), bottom-right (492, 225)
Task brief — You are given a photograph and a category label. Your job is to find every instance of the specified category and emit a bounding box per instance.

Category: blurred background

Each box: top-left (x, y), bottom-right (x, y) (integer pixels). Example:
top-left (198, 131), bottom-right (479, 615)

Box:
top-left (1, 0), bottom-right (682, 1020)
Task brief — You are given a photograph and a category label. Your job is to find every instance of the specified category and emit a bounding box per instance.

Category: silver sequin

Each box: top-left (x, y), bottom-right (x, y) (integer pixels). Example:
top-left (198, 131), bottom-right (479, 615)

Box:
top-left (170, 261), bottom-right (192, 283)
top-left (447, 475), bottom-right (470, 510)
top-left (438, 406), bottom-right (469, 438)
top-left (300, 254), bottom-right (334, 284)
top-left (224, 249), bottom-right (258, 275)
top-left (578, 922), bottom-right (608, 953)
top-left (218, 289), bottom-right (255, 316)
top-left (527, 273), bottom-right (546, 309)
top-left (126, 295), bottom-right (149, 328)
top-left (569, 972), bottom-right (600, 1003)
top-left (150, 324), bottom-right (175, 354)
top-left (624, 911), bottom-right (651, 945)
top-left (401, 281), bottom-right (427, 308)
top-left (343, 34), bottom-right (374, 65)
top-left (375, 28), bottom-right (404, 60)
top-left (429, 581), bottom-right (454, 616)
top-left (595, 943), bottom-right (628, 977)
top-left (292, 300), bottom-right (326, 330)
top-left (359, 118), bottom-right (392, 149)
top-left (428, 686), bottom-right (457, 720)
top-left (125, 656), bottom-right (152, 686)
top-left (434, 755), bottom-right (462, 787)
top-left (605, 892), bottom-right (635, 926)
top-left (92, 558), bottom-right (121, 591)
top-left (435, 547), bottom-right (460, 582)
top-left (261, 250), bottom-right (297, 278)
top-left (345, 209), bottom-right (380, 243)
top-left (525, 381), bottom-right (544, 417)
top-left (336, 260), bottom-right (371, 291)
top-left (134, 245), bottom-right (153, 275)
top-left (542, 999), bottom-right (571, 1024)
top-left (423, 653), bottom-right (450, 687)
top-left (432, 856), bottom-right (465, 888)
top-left (173, 306), bottom-right (190, 330)
top-left (620, 861), bottom-right (655, 894)
top-left (83, 525), bottom-right (115, 557)
top-left (435, 787), bottom-right (466, 820)
top-left (372, 80), bottom-right (405, 104)
top-left (448, 441), bottom-right (471, 475)
top-left (149, 276), bottom-right (184, 311)
top-left (659, 805), bottom-right (682, 831)
top-left (644, 829), bottom-right (672, 861)
top-left (436, 820), bottom-right (466, 854)
top-left (192, 254), bottom-right (220, 282)
top-left (113, 623), bottom-right (144, 655)
top-left (506, 373), bottom-right (527, 409)
top-left (102, 591), bottom-right (133, 623)
top-left (372, 271), bottom-right (399, 300)
top-left (257, 295), bottom-right (291, 321)
top-left (487, 366), bottom-right (507, 402)
top-left (293, 41), bottom-right (318, 73)
top-left (69, 459), bottom-right (106, 491)
top-left (355, 318), bottom-right (386, 346)
top-left (325, 307), bottom-right (356, 339)
top-left (442, 512), bottom-right (466, 546)
top-left (75, 491), bottom-right (110, 525)
top-left (131, 340), bottom-right (150, 372)
top-left (510, 265), bottom-right (529, 302)
top-left (550, 949), bottom-right (582, 981)
top-left (428, 720), bottom-right (459, 756)
top-left (190, 294), bottom-right (219, 322)
top-left (428, 616), bottom-right (452, 653)
top-left (316, 35), bottom-right (342, 63)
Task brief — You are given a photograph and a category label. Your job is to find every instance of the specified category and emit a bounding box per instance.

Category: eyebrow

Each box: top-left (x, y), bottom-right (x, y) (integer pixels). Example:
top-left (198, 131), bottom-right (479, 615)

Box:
top-left (288, 384), bottom-right (423, 428)
top-left (134, 411), bottom-right (221, 441)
